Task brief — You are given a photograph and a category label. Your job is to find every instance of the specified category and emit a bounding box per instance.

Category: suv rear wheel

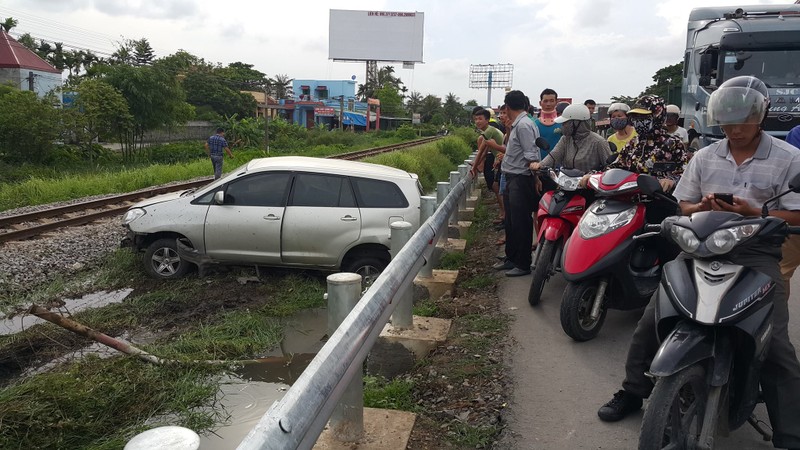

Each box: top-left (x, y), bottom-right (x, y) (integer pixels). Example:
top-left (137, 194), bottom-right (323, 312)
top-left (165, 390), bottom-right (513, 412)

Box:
top-left (144, 238), bottom-right (191, 279)
top-left (343, 252), bottom-right (389, 292)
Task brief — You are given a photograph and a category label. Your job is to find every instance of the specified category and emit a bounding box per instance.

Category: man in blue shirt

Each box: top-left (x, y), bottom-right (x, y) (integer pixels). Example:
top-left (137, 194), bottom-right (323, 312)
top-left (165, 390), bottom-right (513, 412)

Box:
top-left (205, 128), bottom-right (234, 179)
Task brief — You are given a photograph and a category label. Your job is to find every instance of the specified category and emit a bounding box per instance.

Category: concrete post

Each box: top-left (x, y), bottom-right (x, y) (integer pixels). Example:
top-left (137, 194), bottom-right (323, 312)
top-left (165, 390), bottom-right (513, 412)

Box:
top-left (125, 426), bottom-right (200, 450)
top-left (326, 272), bottom-right (365, 442)
top-left (390, 221), bottom-right (414, 329)
top-left (457, 164), bottom-right (468, 210)
top-left (449, 171), bottom-right (460, 227)
top-left (418, 196), bottom-right (437, 278)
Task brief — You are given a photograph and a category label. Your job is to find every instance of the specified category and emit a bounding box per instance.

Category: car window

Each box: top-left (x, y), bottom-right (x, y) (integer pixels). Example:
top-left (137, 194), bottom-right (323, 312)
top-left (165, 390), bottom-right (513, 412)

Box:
top-left (291, 173), bottom-right (356, 207)
top-left (351, 177), bottom-right (409, 208)
top-left (225, 172), bottom-right (291, 206)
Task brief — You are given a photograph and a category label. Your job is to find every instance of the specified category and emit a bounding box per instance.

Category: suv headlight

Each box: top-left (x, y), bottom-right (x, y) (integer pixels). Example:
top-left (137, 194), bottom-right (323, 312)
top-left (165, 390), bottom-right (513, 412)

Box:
top-left (579, 206), bottom-right (637, 239)
top-left (122, 208), bottom-right (145, 225)
top-left (706, 224), bottom-right (760, 255)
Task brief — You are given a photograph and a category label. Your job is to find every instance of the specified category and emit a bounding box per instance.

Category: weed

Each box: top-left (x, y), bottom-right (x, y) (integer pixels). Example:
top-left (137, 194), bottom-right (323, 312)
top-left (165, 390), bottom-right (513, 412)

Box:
top-left (447, 422), bottom-right (499, 448)
top-left (413, 300), bottom-right (439, 317)
top-left (438, 252), bottom-right (466, 270)
top-left (363, 375), bottom-right (417, 411)
top-left (460, 275), bottom-right (494, 290)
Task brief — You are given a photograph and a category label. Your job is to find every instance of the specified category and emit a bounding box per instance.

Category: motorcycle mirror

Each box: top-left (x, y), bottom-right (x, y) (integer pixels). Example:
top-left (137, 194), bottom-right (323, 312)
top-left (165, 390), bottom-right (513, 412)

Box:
top-left (535, 137), bottom-right (550, 151)
top-left (637, 175), bottom-right (663, 196)
top-left (761, 172), bottom-right (800, 217)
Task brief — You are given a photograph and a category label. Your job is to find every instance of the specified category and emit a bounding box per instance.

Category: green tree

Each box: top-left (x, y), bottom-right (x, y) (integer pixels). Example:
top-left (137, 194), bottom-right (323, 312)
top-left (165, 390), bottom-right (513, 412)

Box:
top-left (419, 94), bottom-right (442, 123)
top-left (133, 38), bottom-right (156, 66)
top-left (641, 62), bottom-right (683, 104)
top-left (405, 91), bottom-right (423, 114)
top-left (65, 79), bottom-right (132, 150)
top-left (357, 65), bottom-right (405, 101)
top-left (442, 92), bottom-right (465, 125)
top-left (97, 64), bottom-right (193, 158)
top-left (154, 50), bottom-right (208, 77)
top-left (1, 17), bottom-right (17, 32)
top-left (271, 73), bottom-right (293, 99)
top-left (0, 89), bottom-right (61, 163)
top-left (110, 40), bottom-right (135, 65)
top-left (375, 85), bottom-right (404, 117)
top-left (182, 70), bottom-right (257, 119)
top-left (217, 62), bottom-right (267, 91)
top-left (610, 95), bottom-right (637, 106)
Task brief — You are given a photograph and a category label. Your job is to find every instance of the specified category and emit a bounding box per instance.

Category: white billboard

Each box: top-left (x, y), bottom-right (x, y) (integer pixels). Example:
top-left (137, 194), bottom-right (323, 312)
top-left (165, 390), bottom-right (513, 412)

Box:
top-left (329, 9), bottom-right (424, 63)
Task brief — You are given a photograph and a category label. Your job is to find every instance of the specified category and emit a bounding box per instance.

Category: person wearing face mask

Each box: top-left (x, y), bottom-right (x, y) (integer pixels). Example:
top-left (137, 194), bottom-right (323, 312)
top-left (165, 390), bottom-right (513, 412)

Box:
top-left (606, 102), bottom-right (637, 152)
top-left (529, 104), bottom-right (611, 173)
top-left (608, 94), bottom-right (687, 193)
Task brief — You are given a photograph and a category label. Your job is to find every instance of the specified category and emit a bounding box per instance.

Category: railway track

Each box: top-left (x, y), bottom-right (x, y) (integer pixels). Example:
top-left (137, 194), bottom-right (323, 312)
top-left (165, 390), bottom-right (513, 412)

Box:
top-left (0, 137), bottom-right (441, 243)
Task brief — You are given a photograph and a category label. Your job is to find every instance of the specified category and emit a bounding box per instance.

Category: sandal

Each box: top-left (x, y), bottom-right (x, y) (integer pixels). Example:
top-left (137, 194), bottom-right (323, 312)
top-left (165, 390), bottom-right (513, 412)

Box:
top-left (492, 217), bottom-right (505, 224)
top-left (495, 238), bottom-right (506, 246)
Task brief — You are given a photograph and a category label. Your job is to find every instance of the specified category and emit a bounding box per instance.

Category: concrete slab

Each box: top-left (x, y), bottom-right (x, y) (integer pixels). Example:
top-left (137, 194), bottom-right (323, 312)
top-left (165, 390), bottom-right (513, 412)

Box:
top-left (456, 221), bottom-right (472, 238)
top-left (436, 238), bottom-right (466, 253)
top-left (467, 197), bottom-right (478, 208)
top-left (459, 207), bottom-right (475, 221)
top-left (314, 408), bottom-right (416, 450)
top-left (414, 269), bottom-right (459, 301)
top-left (380, 315), bottom-right (452, 359)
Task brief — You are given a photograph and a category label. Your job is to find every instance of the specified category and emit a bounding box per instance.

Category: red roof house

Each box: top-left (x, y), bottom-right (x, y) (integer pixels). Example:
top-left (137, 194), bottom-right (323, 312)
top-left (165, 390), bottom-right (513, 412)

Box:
top-left (0, 31), bottom-right (62, 98)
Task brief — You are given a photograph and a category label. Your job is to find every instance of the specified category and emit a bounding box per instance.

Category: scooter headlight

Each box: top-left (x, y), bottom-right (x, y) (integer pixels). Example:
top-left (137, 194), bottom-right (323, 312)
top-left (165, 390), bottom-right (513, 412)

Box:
top-left (706, 224), bottom-right (760, 255)
top-left (556, 173), bottom-right (581, 191)
top-left (670, 225), bottom-right (700, 253)
top-left (579, 206), bottom-right (637, 239)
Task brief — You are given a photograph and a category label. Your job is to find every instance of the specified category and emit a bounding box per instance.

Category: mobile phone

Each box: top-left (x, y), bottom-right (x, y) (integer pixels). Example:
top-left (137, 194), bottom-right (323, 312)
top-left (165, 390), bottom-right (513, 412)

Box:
top-left (714, 193), bottom-right (734, 204)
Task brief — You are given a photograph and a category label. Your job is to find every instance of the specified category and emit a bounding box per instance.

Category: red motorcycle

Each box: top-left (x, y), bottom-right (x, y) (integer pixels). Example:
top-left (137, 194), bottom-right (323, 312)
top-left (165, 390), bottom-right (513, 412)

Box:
top-left (558, 166), bottom-right (677, 341)
top-left (527, 167), bottom-right (590, 306)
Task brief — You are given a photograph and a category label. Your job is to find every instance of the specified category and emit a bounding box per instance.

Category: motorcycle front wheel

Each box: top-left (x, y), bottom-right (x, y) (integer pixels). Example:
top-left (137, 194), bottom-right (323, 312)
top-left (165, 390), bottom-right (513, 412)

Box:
top-left (560, 279), bottom-right (608, 341)
top-left (639, 364), bottom-right (708, 450)
top-left (528, 238), bottom-right (558, 307)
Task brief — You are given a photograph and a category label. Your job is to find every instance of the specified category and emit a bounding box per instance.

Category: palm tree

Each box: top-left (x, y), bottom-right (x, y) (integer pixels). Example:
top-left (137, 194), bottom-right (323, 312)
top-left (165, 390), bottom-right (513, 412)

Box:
top-left (272, 74), bottom-right (293, 99)
top-left (406, 91), bottom-right (423, 114)
top-left (1, 17), bottom-right (18, 32)
top-left (420, 95), bottom-right (442, 123)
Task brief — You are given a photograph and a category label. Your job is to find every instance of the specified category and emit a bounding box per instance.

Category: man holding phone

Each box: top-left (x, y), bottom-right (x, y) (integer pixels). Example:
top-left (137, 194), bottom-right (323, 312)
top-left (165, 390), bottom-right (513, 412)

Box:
top-left (598, 76), bottom-right (800, 449)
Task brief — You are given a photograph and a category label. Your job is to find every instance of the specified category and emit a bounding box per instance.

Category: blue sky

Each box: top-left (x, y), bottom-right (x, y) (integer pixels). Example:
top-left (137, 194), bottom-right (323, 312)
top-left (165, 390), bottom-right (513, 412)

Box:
top-left (1, 0), bottom-right (791, 105)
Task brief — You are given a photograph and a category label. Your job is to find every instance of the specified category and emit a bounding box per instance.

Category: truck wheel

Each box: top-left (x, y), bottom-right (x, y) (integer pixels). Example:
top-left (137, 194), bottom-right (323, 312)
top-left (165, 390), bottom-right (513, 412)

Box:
top-left (144, 238), bottom-right (191, 280)
top-left (639, 364), bottom-right (708, 450)
top-left (559, 279), bottom-right (607, 342)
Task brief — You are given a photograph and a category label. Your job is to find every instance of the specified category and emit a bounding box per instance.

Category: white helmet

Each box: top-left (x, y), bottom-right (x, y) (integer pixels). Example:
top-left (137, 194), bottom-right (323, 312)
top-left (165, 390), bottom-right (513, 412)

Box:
top-left (607, 103), bottom-right (630, 114)
top-left (665, 104), bottom-right (680, 115)
top-left (555, 104), bottom-right (591, 123)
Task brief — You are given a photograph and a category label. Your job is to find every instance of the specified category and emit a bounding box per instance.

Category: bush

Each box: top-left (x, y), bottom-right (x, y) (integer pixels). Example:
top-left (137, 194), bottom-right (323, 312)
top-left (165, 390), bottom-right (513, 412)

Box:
top-left (452, 127), bottom-right (479, 151)
top-left (436, 136), bottom-right (472, 165)
top-left (395, 124), bottom-right (417, 140)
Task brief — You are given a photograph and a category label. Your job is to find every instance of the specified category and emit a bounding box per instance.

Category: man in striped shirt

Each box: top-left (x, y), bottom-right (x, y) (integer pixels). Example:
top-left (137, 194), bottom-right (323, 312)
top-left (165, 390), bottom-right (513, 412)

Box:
top-left (205, 128), bottom-right (234, 179)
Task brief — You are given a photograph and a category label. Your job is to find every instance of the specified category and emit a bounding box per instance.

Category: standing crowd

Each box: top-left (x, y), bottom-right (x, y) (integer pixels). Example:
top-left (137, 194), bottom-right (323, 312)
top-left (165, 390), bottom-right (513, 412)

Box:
top-left (470, 78), bottom-right (800, 449)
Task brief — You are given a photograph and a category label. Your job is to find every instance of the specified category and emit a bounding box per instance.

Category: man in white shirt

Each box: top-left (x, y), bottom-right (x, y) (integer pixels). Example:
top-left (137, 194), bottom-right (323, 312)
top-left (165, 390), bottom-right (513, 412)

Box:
top-left (665, 104), bottom-right (689, 147)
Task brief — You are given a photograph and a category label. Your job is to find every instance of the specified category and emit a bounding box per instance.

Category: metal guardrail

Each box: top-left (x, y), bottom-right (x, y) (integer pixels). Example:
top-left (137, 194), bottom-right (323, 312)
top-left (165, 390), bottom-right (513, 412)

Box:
top-left (235, 157), bottom-right (477, 450)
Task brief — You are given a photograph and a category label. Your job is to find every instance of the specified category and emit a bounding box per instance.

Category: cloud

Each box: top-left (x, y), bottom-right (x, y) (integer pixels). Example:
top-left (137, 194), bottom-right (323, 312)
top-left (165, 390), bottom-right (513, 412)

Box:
top-left (575, 0), bottom-right (612, 28)
top-left (91, 0), bottom-right (199, 20)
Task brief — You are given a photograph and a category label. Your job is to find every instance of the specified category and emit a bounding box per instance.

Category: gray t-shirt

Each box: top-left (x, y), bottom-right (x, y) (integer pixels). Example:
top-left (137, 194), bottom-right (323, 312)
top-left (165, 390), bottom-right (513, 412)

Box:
top-left (501, 112), bottom-right (540, 175)
top-left (673, 132), bottom-right (800, 211)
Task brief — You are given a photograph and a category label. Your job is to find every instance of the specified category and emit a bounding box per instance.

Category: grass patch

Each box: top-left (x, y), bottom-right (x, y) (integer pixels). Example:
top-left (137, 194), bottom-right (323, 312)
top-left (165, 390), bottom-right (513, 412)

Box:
top-left (447, 422), bottom-right (499, 448)
top-left (460, 275), bottom-right (494, 290)
top-left (260, 274), bottom-right (326, 317)
top-left (438, 252), bottom-right (466, 270)
top-left (413, 300), bottom-right (439, 317)
top-left (464, 196), bottom-right (492, 246)
top-left (0, 356), bottom-right (222, 449)
top-left (363, 375), bottom-right (417, 411)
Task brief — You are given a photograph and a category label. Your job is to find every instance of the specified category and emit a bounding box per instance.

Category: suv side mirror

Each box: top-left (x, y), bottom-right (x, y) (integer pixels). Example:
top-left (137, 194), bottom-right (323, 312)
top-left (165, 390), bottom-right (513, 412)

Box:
top-left (213, 191), bottom-right (225, 205)
top-left (637, 174), bottom-right (663, 196)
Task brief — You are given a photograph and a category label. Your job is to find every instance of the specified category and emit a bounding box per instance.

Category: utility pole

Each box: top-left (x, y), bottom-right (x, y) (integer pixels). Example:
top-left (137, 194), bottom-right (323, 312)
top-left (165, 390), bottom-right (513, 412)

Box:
top-left (339, 95), bottom-right (344, 131)
top-left (27, 71), bottom-right (35, 92)
top-left (263, 86), bottom-right (270, 154)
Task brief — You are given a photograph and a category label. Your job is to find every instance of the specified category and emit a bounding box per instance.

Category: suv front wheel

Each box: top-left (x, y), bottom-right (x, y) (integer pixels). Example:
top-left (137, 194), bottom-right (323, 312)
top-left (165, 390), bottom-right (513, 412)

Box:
top-left (144, 238), bottom-right (191, 279)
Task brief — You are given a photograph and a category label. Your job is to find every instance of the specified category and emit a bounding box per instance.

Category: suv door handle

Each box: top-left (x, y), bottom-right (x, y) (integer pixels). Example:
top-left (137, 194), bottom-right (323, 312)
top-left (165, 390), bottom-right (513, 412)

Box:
top-left (341, 215), bottom-right (358, 222)
top-left (263, 214), bottom-right (281, 220)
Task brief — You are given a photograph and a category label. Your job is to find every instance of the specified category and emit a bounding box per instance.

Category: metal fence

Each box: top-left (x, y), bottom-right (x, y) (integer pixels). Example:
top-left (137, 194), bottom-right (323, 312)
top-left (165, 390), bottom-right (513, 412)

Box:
top-left (235, 159), bottom-right (476, 450)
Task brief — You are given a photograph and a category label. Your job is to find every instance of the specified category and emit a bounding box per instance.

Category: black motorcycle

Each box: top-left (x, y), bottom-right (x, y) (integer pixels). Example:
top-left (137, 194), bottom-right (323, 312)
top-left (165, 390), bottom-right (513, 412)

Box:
top-left (635, 174), bottom-right (800, 449)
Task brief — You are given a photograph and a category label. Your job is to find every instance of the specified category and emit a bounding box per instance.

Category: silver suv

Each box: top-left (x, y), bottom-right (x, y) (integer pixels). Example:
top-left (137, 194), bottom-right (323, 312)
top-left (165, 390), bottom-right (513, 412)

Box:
top-left (122, 156), bottom-right (422, 285)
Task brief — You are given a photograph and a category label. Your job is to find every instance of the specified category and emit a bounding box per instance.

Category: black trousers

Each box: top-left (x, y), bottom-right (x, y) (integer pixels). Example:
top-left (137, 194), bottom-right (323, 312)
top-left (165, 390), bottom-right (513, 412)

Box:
top-left (504, 173), bottom-right (538, 270)
top-left (622, 249), bottom-right (800, 448)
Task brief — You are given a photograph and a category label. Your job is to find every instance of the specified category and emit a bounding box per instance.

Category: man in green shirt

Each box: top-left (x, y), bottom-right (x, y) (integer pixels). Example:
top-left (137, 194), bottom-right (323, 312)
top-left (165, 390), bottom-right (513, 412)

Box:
top-left (471, 108), bottom-right (506, 222)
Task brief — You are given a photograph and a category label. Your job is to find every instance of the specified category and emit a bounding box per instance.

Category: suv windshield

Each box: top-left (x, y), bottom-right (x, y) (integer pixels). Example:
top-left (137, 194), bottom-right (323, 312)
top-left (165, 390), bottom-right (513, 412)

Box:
top-left (720, 49), bottom-right (800, 87)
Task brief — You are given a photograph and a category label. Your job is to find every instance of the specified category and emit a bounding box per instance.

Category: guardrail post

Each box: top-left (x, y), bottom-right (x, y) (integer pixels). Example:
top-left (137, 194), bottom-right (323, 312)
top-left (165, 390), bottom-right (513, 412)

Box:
top-left (458, 164), bottom-right (469, 211)
top-left (448, 171), bottom-right (460, 227)
top-left (418, 197), bottom-right (437, 278)
top-left (390, 221), bottom-right (414, 329)
top-left (326, 272), bottom-right (365, 442)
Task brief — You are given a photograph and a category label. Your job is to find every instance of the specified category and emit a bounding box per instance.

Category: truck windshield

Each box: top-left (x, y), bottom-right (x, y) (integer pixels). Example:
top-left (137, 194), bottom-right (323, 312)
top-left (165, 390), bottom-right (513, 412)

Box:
top-left (721, 50), bottom-right (800, 87)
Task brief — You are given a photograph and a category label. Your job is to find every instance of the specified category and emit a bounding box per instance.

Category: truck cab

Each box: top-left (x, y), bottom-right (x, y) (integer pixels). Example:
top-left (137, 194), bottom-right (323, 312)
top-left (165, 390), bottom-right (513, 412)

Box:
top-left (681, 5), bottom-right (800, 148)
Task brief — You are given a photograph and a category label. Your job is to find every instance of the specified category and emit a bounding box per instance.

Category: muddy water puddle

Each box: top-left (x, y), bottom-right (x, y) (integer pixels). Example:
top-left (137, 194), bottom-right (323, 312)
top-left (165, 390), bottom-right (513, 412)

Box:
top-left (0, 288), bottom-right (133, 336)
top-left (198, 308), bottom-right (328, 449)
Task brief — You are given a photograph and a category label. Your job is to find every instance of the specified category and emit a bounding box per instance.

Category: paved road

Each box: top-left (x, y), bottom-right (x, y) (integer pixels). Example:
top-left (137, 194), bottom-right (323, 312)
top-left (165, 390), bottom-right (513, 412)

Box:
top-left (497, 267), bottom-right (800, 449)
